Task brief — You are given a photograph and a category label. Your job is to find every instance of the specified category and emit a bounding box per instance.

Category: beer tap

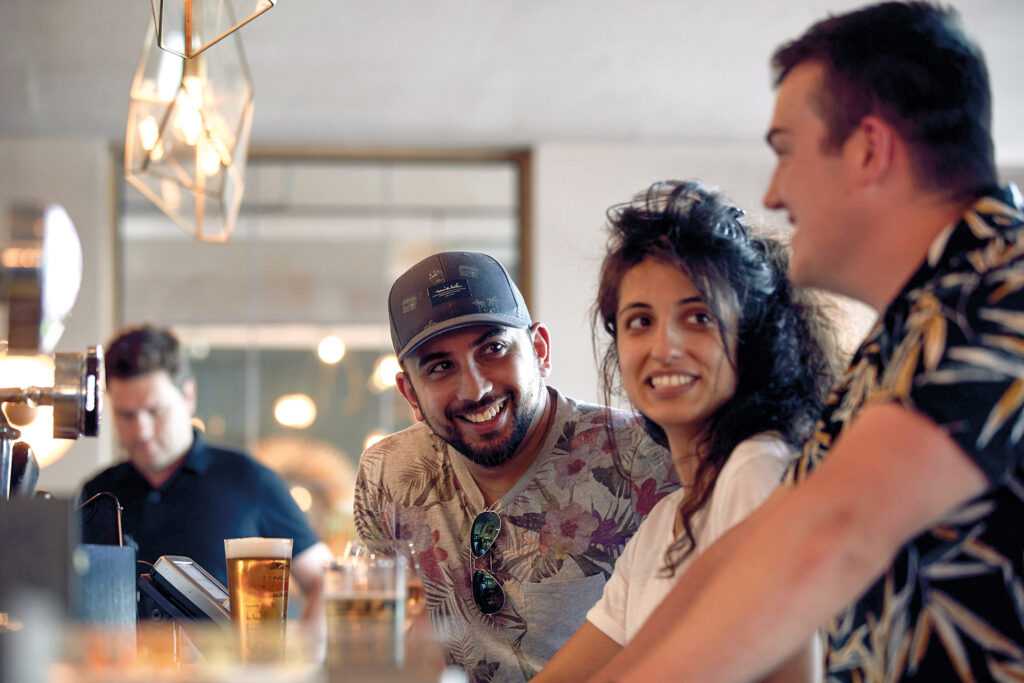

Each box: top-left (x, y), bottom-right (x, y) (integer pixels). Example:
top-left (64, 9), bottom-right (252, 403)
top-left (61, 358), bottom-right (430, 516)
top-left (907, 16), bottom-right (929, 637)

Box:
top-left (0, 347), bottom-right (102, 499)
top-left (0, 203), bottom-right (102, 500)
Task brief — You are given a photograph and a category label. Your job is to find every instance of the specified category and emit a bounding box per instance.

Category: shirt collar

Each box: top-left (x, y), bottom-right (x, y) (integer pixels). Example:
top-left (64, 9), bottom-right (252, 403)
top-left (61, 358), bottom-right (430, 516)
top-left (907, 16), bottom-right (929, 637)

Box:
top-left (894, 184), bottom-right (1024, 305)
top-left (181, 428), bottom-right (211, 474)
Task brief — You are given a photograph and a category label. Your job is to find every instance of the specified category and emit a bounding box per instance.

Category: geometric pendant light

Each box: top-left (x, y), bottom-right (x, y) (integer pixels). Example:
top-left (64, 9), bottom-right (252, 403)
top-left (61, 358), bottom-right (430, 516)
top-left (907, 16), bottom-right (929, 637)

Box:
top-left (124, 16), bottom-right (254, 242)
top-left (150, 0), bottom-right (275, 58)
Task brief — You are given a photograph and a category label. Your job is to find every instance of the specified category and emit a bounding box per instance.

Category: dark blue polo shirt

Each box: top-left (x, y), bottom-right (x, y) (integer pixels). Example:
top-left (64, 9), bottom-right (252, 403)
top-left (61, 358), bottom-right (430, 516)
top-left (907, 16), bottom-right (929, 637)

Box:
top-left (80, 430), bottom-right (319, 587)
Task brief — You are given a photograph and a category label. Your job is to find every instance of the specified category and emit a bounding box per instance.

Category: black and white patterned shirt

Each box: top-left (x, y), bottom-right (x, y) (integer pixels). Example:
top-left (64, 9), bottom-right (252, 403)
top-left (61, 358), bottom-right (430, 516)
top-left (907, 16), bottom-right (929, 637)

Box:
top-left (788, 185), bottom-right (1024, 681)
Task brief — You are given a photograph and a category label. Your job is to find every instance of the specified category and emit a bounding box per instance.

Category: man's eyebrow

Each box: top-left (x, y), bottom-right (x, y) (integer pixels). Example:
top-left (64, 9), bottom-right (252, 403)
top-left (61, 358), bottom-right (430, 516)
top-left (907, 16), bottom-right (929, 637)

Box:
top-left (414, 349), bottom-right (449, 369)
top-left (413, 328), bottom-right (510, 369)
top-left (471, 327), bottom-right (509, 347)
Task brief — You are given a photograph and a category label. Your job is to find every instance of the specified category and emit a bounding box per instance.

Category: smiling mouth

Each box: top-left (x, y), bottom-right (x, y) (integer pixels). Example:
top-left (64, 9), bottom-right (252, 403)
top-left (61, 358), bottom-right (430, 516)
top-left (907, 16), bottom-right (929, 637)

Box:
top-left (648, 374), bottom-right (696, 389)
top-left (459, 396), bottom-right (509, 424)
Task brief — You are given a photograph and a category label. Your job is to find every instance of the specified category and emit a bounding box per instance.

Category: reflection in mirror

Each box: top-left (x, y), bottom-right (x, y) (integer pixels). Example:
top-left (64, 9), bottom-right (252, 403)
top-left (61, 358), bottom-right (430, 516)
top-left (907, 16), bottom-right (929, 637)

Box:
top-left (119, 152), bottom-right (529, 551)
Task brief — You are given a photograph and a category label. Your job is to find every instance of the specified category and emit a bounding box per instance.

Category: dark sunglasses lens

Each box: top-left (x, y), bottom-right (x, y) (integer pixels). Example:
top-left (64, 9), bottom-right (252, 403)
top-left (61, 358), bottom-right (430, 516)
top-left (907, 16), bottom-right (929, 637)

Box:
top-left (471, 510), bottom-right (501, 558)
top-left (472, 569), bottom-right (505, 614)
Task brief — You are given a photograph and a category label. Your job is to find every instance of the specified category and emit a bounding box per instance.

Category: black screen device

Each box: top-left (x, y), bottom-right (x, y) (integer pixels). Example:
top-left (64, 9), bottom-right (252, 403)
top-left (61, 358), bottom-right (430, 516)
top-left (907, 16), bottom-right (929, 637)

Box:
top-left (138, 555), bottom-right (231, 626)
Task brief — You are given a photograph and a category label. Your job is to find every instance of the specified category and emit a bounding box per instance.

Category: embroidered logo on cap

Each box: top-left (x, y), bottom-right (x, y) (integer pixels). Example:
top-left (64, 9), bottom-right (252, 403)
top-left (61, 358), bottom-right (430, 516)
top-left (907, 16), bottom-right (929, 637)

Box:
top-left (429, 279), bottom-right (471, 306)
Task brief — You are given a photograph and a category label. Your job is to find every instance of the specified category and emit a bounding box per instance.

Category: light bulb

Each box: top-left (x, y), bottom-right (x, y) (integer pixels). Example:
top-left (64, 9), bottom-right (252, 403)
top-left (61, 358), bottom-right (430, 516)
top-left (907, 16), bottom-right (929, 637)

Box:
top-left (317, 336), bottom-right (347, 365)
top-left (175, 93), bottom-right (202, 146)
top-left (274, 394), bottom-right (317, 429)
top-left (370, 355), bottom-right (401, 392)
top-left (183, 75), bottom-right (204, 107)
top-left (138, 116), bottom-right (159, 151)
top-left (198, 140), bottom-right (221, 176)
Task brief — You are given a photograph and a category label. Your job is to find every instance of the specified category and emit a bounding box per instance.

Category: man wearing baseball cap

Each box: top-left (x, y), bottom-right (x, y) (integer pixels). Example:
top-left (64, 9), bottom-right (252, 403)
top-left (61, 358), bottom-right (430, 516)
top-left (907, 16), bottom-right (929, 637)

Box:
top-left (354, 251), bottom-right (675, 681)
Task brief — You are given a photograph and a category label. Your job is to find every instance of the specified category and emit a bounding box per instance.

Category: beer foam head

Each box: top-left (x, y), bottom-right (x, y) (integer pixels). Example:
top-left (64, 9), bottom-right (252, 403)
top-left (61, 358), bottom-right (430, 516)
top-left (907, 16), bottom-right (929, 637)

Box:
top-left (224, 537), bottom-right (293, 560)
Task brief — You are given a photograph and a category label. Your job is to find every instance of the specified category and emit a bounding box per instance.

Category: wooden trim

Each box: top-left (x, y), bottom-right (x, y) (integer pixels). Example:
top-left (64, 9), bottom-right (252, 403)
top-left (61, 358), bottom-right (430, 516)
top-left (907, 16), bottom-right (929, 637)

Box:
top-left (109, 142), bottom-right (125, 331)
top-left (513, 149), bottom-right (534, 310)
top-left (250, 146), bottom-right (528, 164)
top-left (115, 145), bottom-right (535, 320)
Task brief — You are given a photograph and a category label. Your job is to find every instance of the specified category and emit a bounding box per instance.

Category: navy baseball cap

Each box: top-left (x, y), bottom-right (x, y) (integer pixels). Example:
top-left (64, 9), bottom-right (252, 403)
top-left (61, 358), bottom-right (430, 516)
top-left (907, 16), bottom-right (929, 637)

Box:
top-left (388, 252), bottom-right (531, 361)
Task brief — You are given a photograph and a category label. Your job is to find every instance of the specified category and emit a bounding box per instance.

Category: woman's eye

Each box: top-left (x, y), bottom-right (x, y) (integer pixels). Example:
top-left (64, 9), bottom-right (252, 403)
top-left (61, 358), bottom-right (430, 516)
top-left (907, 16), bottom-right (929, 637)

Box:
top-left (624, 315), bottom-right (650, 331)
top-left (687, 311), bottom-right (714, 327)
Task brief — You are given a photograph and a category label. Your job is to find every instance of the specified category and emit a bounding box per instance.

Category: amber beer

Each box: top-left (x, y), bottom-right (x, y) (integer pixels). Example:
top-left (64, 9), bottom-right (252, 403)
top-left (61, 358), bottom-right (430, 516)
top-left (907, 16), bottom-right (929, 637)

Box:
top-left (225, 537), bottom-right (292, 662)
top-left (406, 575), bottom-right (426, 618)
top-left (324, 554), bottom-right (406, 670)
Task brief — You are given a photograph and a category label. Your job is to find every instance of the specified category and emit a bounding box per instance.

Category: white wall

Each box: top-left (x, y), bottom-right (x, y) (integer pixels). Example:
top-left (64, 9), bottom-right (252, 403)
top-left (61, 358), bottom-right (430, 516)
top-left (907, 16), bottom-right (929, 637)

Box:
top-left (532, 142), bottom-right (784, 404)
top-left (0, 137), bottom-right (891, 494)
top-left (0, 138), bottom-right (117, 496)
top-left (531, 142), bottom-right (879, 405)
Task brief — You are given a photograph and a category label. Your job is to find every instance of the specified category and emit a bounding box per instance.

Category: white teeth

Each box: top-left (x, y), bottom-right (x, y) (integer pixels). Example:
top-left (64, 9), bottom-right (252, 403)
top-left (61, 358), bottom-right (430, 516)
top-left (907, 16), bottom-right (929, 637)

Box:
top-left (650, 374), bottom-right (695, 388)
top-left (463, 398), bottom-right (507, 423)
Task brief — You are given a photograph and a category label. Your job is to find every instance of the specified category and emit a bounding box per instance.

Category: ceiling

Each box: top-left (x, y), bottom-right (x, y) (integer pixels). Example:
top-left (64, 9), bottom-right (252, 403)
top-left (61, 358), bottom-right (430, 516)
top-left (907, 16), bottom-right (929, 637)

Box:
top-left (2, 0), bottom-right (1022, 160)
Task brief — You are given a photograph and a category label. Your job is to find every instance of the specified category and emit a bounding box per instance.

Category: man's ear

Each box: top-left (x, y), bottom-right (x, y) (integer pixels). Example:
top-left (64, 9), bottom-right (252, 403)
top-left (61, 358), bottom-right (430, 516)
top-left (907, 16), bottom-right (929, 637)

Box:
top-left (181, 378), bottom-right (198, 416)
top-left (848, 114), bottom-right (896, 186)
top-left (529, 323), bottom-right (552, 378)
top-left (395, 371), bottom-right (425, 422)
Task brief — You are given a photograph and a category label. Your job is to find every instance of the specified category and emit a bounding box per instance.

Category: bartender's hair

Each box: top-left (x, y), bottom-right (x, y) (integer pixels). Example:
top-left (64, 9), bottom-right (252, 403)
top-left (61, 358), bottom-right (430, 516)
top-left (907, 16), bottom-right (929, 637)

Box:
top-left (105, 324), bottom-right (192, 388)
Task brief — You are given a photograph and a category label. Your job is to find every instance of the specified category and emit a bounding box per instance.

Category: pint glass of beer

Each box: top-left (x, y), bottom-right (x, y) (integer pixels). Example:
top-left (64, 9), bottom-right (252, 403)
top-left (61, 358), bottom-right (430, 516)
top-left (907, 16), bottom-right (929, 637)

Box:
top-left (224, 537), bottom-right (292, 662)
top-left (324, 545), bottom-right (406, 671)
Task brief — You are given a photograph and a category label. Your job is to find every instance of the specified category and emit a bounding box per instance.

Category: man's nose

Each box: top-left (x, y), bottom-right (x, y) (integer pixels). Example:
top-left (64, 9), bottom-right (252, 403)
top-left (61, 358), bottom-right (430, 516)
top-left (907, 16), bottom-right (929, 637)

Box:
top-left (456, 363), bottom-right (492, 402)
top-left (763, 171), bottom-right (783, 210)
top-left (130, 413), bottom-right (154, 441)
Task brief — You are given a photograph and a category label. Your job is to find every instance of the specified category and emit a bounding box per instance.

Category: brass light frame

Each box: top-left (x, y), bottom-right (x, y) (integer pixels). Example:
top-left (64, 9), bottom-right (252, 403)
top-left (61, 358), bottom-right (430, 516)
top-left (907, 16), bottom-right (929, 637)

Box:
top-left (150, 0), bottom-right (275, 59)
top-left (124, 17), bottom-right (254, 243)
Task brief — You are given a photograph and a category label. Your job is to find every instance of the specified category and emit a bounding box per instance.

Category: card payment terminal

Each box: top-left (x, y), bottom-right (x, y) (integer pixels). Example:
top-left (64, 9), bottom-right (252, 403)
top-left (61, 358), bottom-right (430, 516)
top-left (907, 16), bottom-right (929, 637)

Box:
top-left (138, 555), bottom-right (231, 626)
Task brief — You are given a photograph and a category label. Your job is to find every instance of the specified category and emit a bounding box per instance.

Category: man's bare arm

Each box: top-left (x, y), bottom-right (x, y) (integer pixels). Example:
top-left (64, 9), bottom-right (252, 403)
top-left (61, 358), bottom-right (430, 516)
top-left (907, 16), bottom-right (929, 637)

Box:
top-left (594, 402), bottom-right (988, 682)
top-left (292, 541), bottom-right (333, 623)
top-left (588, 490), bottom-right (779, 679)
top-left (534, 622), bottom-right (621, 683)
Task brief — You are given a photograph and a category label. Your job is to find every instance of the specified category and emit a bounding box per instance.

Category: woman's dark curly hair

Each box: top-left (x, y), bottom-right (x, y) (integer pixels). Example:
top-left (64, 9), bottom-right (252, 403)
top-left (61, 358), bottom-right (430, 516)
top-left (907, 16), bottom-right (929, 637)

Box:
top-left (594, 180), bottom-right (839, 577)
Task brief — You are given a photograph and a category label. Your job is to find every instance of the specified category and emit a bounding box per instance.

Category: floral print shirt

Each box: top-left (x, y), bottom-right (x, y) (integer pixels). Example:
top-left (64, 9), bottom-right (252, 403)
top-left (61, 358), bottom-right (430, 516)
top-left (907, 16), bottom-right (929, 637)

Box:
top-left (788, 186), bottom-right (1024, 681)
top-left (354, 388), bottom-right (676, 682)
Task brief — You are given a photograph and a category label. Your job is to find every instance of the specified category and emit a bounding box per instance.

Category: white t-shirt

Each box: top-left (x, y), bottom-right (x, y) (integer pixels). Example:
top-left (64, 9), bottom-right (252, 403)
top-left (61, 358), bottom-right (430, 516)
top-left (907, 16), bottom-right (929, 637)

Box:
top-left (586, 433), bottom-right (793, 645)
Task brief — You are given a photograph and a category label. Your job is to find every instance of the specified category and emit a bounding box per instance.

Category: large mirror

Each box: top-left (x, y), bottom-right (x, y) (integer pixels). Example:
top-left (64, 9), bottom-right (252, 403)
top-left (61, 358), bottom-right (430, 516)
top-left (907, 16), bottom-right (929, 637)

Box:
top-left (119, 150), bottom-right (530, 547)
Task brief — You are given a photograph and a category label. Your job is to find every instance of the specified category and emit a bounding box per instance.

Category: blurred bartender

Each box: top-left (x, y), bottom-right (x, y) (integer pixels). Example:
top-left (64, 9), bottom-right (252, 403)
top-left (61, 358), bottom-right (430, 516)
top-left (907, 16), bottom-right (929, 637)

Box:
top-left (80, 325), bottom-right (332, 618)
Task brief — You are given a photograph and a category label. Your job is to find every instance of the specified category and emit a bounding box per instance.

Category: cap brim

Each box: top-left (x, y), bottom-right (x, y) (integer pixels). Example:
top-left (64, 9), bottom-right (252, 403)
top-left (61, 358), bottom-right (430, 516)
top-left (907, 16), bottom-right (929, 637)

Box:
top-left (397, 313), bottom-right (531, 361)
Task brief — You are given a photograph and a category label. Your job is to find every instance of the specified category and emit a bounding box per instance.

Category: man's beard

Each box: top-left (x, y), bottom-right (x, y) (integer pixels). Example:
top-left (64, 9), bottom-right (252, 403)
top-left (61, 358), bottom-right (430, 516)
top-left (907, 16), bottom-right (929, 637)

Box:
top-left (431, 391), bottom-right (539, 468)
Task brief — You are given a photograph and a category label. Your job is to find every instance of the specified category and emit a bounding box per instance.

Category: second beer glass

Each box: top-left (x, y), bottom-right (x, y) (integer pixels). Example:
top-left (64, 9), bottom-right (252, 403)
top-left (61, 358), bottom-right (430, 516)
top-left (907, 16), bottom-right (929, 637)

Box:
top-left (324, 547), bottom-right (406, 671)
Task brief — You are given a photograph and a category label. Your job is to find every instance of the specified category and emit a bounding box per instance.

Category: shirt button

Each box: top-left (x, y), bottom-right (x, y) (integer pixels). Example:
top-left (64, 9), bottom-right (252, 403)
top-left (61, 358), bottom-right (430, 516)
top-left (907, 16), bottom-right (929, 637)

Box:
top-left (147, 491), bottom-right (161, 504)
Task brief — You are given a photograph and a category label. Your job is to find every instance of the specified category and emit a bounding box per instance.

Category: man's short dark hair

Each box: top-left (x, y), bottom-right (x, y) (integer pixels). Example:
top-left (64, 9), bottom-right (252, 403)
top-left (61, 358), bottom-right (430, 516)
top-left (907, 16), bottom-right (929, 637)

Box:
top-left (772, 1), bottom-right (997, 201)
top-left (105, 324), bottom-right (191, 387)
